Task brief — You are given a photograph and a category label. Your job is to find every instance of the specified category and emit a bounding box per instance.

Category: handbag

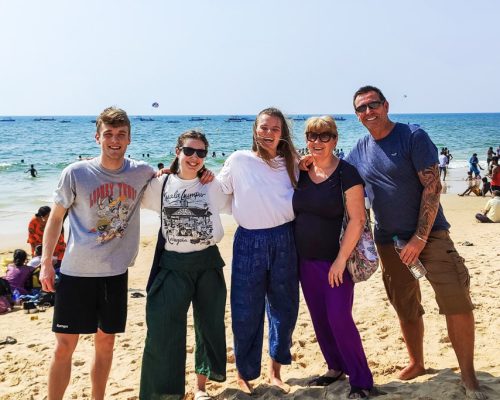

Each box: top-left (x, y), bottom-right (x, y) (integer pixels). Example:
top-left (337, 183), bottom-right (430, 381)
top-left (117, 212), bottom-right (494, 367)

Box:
top-left (146, 175), bottom-right (169, 292)
top-left (339, 165), bottom-right (379, 283)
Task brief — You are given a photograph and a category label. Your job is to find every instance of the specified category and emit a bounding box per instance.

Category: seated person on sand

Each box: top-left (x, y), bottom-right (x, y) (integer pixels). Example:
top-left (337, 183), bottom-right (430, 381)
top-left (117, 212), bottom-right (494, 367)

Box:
top-left (480, 177), bottom-right (492, 197)
top-left (2, 249), bottom-right (34, 295)
top-left (459, 172), bottom-right (481, 196)
top-left (475, 190), bottom-right (500, 223)
top-left (28, 244), bottom-right (58, 273)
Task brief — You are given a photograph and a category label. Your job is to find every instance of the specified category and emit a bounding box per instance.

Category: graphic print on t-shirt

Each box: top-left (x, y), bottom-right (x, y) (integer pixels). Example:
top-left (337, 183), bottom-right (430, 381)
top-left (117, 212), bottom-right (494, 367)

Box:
top-left (88, 182), bottom-right (137, 244)
top-left (163, 188), bottom-right (213, 246)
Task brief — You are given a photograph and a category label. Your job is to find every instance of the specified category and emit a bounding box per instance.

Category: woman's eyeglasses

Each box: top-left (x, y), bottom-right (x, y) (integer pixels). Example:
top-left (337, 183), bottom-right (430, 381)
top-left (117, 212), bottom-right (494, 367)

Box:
top-left (306, 132), bottom-right (337, 143)
top-left (354, 101), bottom-right (384, 113)
top-left (180, 147), bottom-right (208, 158)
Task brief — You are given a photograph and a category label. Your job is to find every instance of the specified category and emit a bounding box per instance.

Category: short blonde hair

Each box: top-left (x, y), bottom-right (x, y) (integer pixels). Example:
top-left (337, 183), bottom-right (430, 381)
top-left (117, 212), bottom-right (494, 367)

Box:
top-left (304, 116), bottom-right (338, 135)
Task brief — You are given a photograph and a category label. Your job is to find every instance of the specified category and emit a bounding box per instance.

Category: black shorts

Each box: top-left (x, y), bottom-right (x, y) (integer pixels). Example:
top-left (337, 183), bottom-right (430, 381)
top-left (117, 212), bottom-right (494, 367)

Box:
top-left (52, 271), bottom-right (128, 334)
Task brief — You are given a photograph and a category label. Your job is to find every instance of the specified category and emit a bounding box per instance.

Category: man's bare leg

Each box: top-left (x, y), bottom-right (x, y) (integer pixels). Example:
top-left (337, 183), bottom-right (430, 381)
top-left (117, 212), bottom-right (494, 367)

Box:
top-left (398, 317), bottom-right (426, 380)
top-left (446, 312), bottom-right (481, 391)
top-left (268, 358), bottom-right (290, 393)
top-left (90, 329), bottom-right (115, 400)
top-left (48, 333), bottom-right (79, 400)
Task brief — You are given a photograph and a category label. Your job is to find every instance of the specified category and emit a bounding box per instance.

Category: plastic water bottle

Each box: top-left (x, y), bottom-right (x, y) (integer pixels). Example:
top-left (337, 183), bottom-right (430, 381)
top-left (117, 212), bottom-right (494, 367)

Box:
top-left (393, 236), bottom-right (427, 279)
top-left (12, 289), bottom-right (21, 305)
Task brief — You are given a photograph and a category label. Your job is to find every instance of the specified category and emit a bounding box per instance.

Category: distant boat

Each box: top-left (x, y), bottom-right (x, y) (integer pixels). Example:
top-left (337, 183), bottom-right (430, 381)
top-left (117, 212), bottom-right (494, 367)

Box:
top-left (334, 116), bottom-right (346, 121)
top-left (34, 117), bottom-right (56, 121)
top-left (225, 116), bottom-right (243, 122)
top-left (60, 120), bottom-right (71, 123)
top-left (90, 120), bottom-right (96, 123)
top-left (189, 117), bottom-right (211, 121)
top-left (241, 117), bottom-right (254, 121)
top-left (0, 117), bottom-right (15, 122)
top-left (166, 120), bottom-right (180, 123)
top-left (139, 117), bottom-right (154, 121)
top-left (293, 116), bottom-right (306, 121)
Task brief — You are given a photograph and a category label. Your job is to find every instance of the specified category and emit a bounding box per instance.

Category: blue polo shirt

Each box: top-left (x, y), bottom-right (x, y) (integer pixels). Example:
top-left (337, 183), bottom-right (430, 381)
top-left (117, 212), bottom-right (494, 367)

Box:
top-left (346, 123), bottom-right (450, 244)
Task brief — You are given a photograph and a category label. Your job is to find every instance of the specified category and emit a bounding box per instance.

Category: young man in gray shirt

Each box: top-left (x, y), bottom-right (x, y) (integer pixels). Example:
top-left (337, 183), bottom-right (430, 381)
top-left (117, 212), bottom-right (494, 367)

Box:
top-left (40, 107), bottom-right (155, 400)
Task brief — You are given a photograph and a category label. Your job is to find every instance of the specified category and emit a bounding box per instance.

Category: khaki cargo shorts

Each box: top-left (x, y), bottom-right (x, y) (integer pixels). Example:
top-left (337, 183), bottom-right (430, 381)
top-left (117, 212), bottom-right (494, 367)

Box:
top-left (376, 230), bottom-right (473, 322)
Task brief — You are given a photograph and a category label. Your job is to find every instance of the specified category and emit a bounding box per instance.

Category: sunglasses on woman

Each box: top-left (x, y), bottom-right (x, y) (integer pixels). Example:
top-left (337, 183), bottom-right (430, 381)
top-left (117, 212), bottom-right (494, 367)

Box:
top-left (354, 101), bottom-right (384, 113)
top-left (180, 147), bottom-right (208, 158)
top-left (306, 132), bottom-right (337, 143)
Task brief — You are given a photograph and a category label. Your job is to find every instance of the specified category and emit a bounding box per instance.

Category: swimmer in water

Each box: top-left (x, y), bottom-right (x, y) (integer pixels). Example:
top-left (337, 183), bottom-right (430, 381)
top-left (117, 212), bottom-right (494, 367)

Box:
top-left (26, 164), bottom-right (37, 177)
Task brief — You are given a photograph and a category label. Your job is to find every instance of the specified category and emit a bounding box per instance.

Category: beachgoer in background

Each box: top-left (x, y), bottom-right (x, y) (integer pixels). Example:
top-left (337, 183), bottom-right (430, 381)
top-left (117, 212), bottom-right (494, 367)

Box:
top-left (469, 153), bottom-right (483, 178)
top-left (39, 107), bottom-right (156, 400)
top-left (140, 130), bottom-right (230, 400)
top-left (293, 116), bottom-right (373, 398)
top-left (217, 107), bottom-right (300, 393)
top-left (481, 177), bottom-right (492, 197)
top-left (346, 85), bottom-right (484, 398)
top-left (157, 162), bottom-right (164, 170)
top-left (338, 148), bottom-right (345, 159)
top-left (489, 156), bottom-right (500, 191)
top-left (486, 147), bottom-right (494, 168)
top-left (475, 190), bottom-right (500, 223)
top-left (27, 206), bottom-right (66, 266)
top-left (2, 249), bottom-right (34, 295)
top-left (438, 150), bottom-right (448, 181)
top-left (26, 164), bottom-right (37, 177)
top-left (445, 148), bottom-right (453, 165)
top-left (459, 172), bottom-right (482, 196)
top-left (28, 244), bottom-right (58, 268)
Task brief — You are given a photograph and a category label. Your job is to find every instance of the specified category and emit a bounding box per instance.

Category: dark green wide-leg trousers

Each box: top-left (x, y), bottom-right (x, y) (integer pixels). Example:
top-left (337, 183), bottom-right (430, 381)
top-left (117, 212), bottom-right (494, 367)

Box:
top-left (140, 246), bottom-right (227, 400)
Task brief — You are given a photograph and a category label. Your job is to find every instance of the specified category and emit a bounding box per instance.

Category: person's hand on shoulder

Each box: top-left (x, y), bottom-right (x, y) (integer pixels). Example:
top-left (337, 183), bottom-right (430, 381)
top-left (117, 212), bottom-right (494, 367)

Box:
top-left (298, 154), bottom-right (313, 171)
top-left (156, 168), bottom-right (171, 177)
top-left (198, 167), bottom-right (215, 184)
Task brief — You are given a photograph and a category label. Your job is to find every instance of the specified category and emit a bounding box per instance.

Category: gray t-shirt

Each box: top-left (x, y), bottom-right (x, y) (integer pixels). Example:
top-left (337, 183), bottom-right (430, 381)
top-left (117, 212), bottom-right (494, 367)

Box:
top-left (54, 158), bottom-right (155, 277)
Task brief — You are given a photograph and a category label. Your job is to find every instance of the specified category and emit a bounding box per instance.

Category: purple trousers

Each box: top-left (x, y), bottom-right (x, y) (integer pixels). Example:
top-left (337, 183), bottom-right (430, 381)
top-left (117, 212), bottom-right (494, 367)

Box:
top-left (299, 259), bottom-right (373, 389)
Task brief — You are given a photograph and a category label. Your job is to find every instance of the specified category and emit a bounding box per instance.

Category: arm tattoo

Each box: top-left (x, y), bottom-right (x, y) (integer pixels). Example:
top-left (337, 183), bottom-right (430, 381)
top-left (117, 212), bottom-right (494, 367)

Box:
top-left (416, 164), bottom-right (442, 238)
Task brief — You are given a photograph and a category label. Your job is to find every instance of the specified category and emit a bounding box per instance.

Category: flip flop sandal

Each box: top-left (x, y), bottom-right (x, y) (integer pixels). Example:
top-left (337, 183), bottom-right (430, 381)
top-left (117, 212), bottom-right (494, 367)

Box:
top-left (308, 371), bottom-right (344, 386)
top-left (131, 292), bottom-right (145, 298)
top-left (348, 386), bottom-right (370, 399)
top-left (0, 336), bottom-right (17, 345)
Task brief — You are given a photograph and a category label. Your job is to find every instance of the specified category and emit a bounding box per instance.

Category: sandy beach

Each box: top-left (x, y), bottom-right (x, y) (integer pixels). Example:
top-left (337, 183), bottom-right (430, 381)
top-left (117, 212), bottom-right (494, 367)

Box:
top-left (0, 195), bottom-right (499, 400)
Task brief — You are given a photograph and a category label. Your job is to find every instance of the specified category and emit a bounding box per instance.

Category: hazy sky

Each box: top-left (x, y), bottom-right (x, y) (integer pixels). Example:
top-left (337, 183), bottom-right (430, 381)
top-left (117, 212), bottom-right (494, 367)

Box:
top-left (1, 0), bottom-right (499, 115)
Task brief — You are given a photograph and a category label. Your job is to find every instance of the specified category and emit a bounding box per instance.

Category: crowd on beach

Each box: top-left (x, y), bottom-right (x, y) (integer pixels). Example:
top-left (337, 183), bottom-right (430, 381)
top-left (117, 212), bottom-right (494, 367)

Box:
top-left (1, 85), bottom-right (497, 400)
top-left (0, 206), bottom-right (65, 313)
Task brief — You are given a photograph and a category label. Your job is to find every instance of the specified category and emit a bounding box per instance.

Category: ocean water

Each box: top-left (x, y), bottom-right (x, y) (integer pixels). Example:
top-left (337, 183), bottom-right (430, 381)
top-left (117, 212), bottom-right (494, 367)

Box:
top-left (0, 113), bottom-right (499, 227)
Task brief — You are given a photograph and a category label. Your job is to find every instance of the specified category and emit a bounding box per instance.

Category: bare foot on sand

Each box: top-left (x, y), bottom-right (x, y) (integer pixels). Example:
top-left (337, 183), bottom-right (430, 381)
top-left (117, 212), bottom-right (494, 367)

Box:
top-left (269, 377), bottom-right (290, 393)
top-left (269, 359), bottom-right (290, 393)
top-left (398, 363), bottom-right (426, 380)
top-left (236, 375), bottom-right (254, 394)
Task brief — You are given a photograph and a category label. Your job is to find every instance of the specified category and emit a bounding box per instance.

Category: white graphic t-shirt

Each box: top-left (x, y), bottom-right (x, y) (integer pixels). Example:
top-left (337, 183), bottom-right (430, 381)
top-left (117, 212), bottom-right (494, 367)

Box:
top-left (142, 174), bottom-right (231, 253)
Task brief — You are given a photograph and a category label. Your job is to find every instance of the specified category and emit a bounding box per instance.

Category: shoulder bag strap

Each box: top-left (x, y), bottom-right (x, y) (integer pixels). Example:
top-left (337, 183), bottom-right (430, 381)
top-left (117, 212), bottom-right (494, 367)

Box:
top-left (146, 174), bottom-right (169, 292)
